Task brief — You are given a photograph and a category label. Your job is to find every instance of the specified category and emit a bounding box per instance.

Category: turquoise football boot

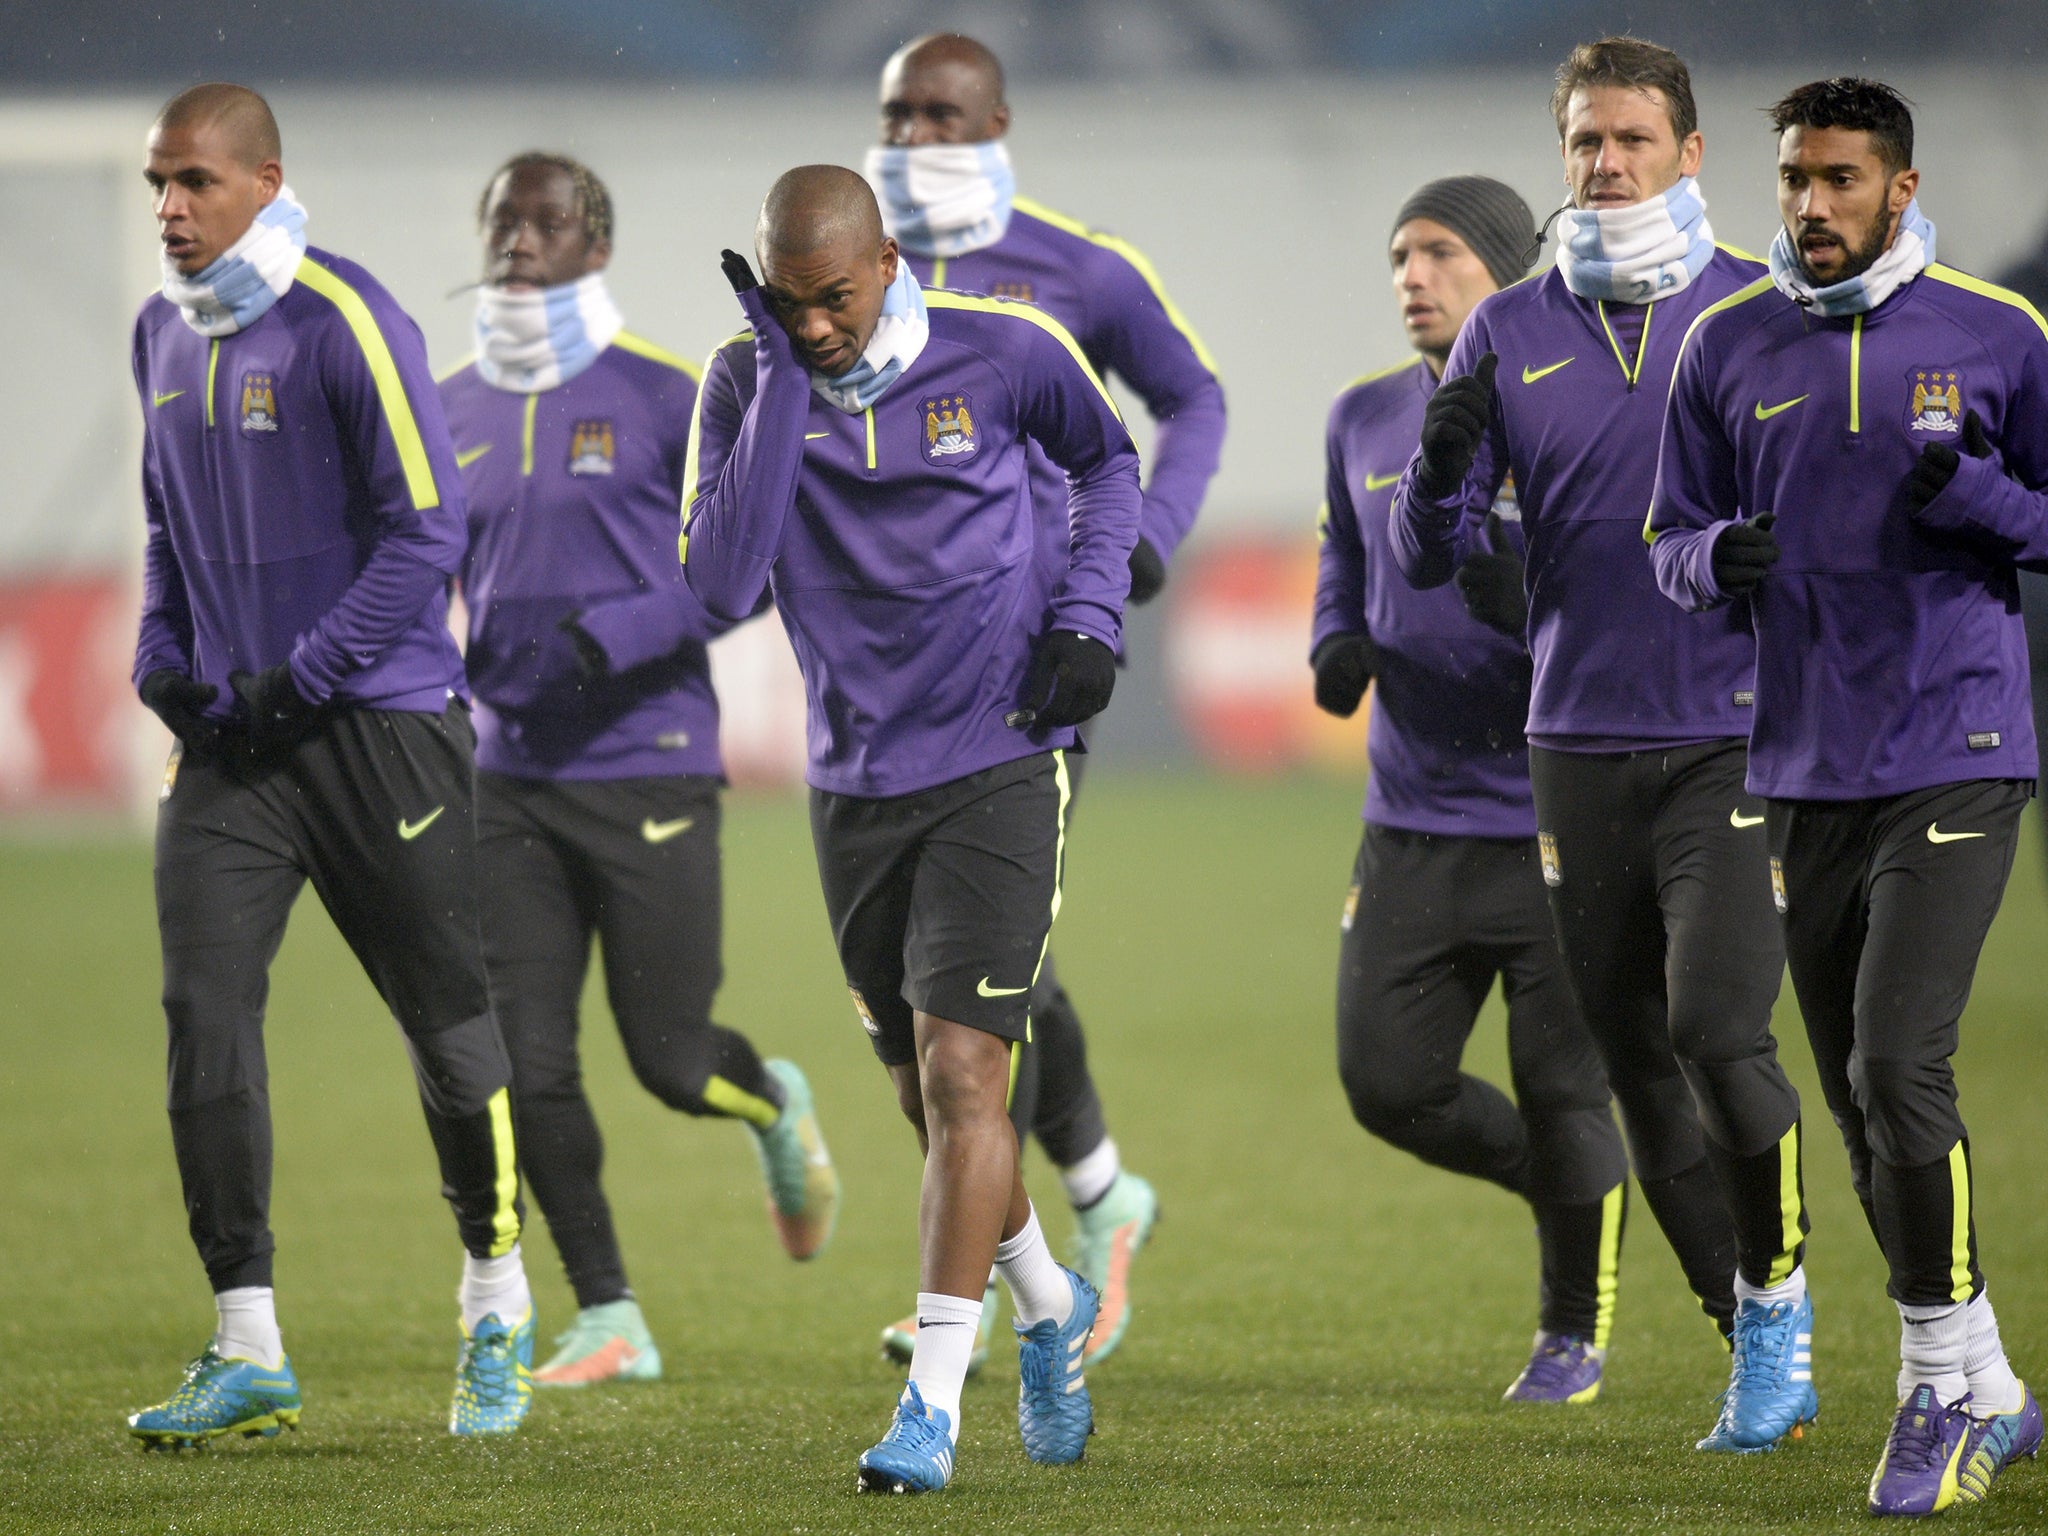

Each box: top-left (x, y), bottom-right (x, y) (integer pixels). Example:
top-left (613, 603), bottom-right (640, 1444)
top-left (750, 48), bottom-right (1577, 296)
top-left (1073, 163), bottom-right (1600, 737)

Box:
top-left (855, 1381), bottom-right (957, 1494)
top-left (127, 1348), bottom-right (302, 1450)
top-left (751, 1059), bottom-right (841, 1260)
top-left (449, 1310), bottom-right (534, 1435)
top-left (1069, 1171), bottom-right (1158, 1367)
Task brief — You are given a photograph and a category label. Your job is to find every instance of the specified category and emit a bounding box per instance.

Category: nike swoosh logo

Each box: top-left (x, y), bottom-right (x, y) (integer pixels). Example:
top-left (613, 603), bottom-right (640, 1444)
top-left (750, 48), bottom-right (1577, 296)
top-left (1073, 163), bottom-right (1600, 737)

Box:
top-left (456, 444), bottom-right (493, 467)
top-left (1363, 471), bottom-right (1403, 492)
top-left (153, 390), bottom-right (185, 407)
top-left (1928, 823), bottom-right (1986, 844)
top-left (1730, 810), bottom-right (1765, 829)
top-left (804, 431), bottom-right (832, 440)
top-left (1522, 357), bottom-right (1575, 384)
top-left (1755, 394), bottom-right (1810, 421)
top-left (976, 978), bottom-right (1029, 998)
top-left (641, 816), bottom-right (695, 843)
top-left (398, 806), bottom-right (446, 840)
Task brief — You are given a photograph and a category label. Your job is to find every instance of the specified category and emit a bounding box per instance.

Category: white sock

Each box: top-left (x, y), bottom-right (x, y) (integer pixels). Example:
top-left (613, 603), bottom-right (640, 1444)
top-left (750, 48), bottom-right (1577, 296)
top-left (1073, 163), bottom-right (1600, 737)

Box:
top-left (1900, 1299), bottom-right (1970, 1406)
top-left (995, 1206), bottom-right (1074, 1327)
top-left (214, 1286), bottom-right (283, 1369)
top-left (905, 1291), bottom-right (979, 1435)
top-left (1061, 1137), bottom-right (1122, 1211)
top-left (459, 1245), bottom-right (531, 1334)
top-left (1964, 1290), bottom-right (2027, 1417)
top-left (1734, 1264), bottom-right (1807, 1308)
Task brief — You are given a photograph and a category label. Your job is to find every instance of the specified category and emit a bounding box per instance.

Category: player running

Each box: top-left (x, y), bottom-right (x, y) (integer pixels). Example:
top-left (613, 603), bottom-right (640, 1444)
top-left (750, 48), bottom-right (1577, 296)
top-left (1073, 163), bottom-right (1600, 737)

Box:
top-left (439, 153), bottom-right (840, 1389)
top-left (126, 84), bottom-right (533, 1445)
top-left (1649, 77), bottom-right (2043, 1516)
top-left (683, 166), bottom-right (1141, 1493)
top-left (862, 31), bottom-right (1226, 1369)
top-left (1390, 38), bottom-right (1818, 1453)
top-left (1317, 176), bottom-right (1631, 1404)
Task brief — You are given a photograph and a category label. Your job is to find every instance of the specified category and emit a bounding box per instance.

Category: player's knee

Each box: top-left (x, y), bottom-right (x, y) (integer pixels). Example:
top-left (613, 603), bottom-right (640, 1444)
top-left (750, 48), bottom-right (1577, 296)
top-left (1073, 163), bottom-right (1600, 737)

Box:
top-left (917, 1025), bottom-right (1010, 1127)
top-left (1849, 1054), bottom-right (1960, 1168)
top-left (618, 1026), bottom-right (717, 1115)
top-left (1338, 1051), bottom-right (1450, 1143)
top-left (1611, 1075), bottom-right (1706, 1183)
top-left (161, 951), bottom-right (267, 1109)
top-left (405, 1012), bottom-right (513, 1119)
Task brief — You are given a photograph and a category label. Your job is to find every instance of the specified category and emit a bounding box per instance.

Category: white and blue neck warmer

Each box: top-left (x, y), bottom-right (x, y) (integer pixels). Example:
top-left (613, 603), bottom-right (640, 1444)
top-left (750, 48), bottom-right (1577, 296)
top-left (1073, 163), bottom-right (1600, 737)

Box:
top-left (161, 186), bottom-right (309, 337)
top-left (810, 262), bottom-right (929, 415)
top-left (474, 272), bottom-right (623, 393)
top-left (1769, 200), bottom-right (1936, 317)
top-left (1555, 176), bottom-right (1715, 305)
top-left (864, 141), bottom-right (1016, 260)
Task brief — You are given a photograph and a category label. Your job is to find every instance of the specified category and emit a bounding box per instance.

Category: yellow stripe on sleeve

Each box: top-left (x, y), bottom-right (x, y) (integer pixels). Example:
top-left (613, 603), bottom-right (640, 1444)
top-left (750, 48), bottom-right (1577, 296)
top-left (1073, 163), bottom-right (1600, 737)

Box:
top-left (924, 290), bottom-right (1124, 422)
top-left (1924, 264), bottom-right (2048, 341)
top-left (612, 330), bottom-right (705, 380)
top-left (1012, 195), bottom-right (1220, 375)
top-left (293, 255), bottom-right (442, 510)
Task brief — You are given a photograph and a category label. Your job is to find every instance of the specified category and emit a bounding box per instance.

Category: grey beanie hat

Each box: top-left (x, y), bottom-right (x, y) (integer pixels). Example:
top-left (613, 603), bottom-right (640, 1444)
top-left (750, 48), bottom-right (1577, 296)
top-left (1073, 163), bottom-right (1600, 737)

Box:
top-left (1392, 176), bottom-right (1538, 289)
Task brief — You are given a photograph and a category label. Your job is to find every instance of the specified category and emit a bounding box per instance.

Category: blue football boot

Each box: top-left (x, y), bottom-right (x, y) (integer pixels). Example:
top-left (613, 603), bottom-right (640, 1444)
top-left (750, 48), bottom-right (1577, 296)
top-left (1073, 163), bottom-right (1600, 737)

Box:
top-left (856, 1381), bottom-right (956, 1494)
top-left (1015, 1265), bottom-right (1097, 1465)
top-left (1697, 1293), bottom-right (1818, 1452)
top-left (1957, 1383), bottom-right (2043, 1505)
top-left (449, 1310), bottom-right (534, 1436)
top-left (127, 1348), bottom-right (302, 1449)
top-left (1869, 1384), bottom-right (1973, 1516)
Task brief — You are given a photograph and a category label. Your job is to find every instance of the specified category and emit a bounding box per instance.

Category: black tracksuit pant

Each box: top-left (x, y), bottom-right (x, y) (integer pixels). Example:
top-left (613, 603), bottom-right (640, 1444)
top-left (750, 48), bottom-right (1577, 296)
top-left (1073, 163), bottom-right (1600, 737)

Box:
top-left (1530, 740), bottom-right (1807, 1322)
top-left (154, 704), bottom-right (520, 1293)
top-left (1769, 778), bottom-right (2028, 1306)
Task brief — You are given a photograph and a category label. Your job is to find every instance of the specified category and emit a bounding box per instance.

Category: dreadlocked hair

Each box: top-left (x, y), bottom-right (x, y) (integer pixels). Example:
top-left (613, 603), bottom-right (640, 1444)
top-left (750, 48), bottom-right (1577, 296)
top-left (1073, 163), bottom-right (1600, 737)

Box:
top-left (477, 151), bottom-right (614, 247)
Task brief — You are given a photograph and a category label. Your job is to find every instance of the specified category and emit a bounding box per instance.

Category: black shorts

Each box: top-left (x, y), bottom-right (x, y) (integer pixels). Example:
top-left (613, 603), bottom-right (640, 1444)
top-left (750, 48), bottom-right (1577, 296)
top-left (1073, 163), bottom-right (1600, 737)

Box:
top-left (811, 751), bottom-right (1071, 1066)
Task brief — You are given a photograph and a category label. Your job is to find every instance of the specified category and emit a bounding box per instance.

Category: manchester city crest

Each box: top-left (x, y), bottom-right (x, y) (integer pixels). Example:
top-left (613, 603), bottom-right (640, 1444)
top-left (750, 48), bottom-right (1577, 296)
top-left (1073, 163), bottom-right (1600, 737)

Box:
top-left (239, 371), bottom-right (280, 435)
top-left (1906, 368), bottom-right (1964, 435)
top-left (568, 419), bottom-right (616, 476)
top-left (920, 392), bottom-right (979, 465)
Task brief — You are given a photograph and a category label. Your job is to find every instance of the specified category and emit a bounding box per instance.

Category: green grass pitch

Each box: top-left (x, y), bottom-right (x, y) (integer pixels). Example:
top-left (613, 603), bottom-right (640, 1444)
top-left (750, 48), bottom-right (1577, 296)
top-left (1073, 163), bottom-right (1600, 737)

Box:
top-left (2, 773), bottom-right (2045, 1533)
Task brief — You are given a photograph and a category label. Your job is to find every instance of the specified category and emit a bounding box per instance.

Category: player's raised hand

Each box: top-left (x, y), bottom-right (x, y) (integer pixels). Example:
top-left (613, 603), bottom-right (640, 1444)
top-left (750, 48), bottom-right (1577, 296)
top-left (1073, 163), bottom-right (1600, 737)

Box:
top-left (1414, 351), bottom-right (1498, 502)
top-left (1012, 630), bottom-right (1116, 729)
top-left (139, 668), bottom-right (221, 753)
top-left (720, 249), bottom-right (759, 294)
top-left (1311, 633), bottom-right (1378, 718)
top-left (1452, 510), bottom-right (1527, 638)
top-left (1711, 512), bottom-right (1779, 597)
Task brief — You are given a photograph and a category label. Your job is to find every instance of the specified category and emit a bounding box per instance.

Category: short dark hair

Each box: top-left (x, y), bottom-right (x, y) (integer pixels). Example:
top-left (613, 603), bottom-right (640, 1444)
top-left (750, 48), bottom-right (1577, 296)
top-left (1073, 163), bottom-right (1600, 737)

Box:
top-left (1551, 36), bottom-right (1698, 144)
top-left (1767, 78), bottom-right (1915, 177)
top-left (477, 152), bottom-right (614, 248)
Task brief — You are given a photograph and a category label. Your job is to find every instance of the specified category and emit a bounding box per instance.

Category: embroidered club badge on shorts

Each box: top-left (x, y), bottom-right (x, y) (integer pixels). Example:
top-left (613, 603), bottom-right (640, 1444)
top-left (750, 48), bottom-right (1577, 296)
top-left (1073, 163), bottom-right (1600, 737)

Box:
top-left (1340, 883), bottom-right (1361, 932)
top-left (568, 420), bottom-right (616, 476)
top-left (848, 987), bottom-right (882, 1040)
top-left (239, 372), bottom-right (280, 435)
top-left (1538, 831), bottom-right (1562, 887)
top-left (160, 741), bottom-right (184, 803)
top-left (1769, 856), bottom-right (1788, 914)
top-left (920, 393), bottom-right (979, 465)
top-left (1907, 369), bottom-right (1964, 436)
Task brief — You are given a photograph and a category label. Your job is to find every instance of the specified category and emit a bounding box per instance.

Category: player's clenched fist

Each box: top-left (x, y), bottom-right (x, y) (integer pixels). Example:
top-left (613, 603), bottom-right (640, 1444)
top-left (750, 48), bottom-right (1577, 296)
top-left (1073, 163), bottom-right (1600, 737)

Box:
top-left (1903, 408), bottom-right (1994, 517)
top-left (1018, 630), bottom-right (1116, 728)
top-left (1711, 512), bottom-right (1779, 598)
top-left (1310, 633), bottom-right (1378, 718)
top-left (1413, 351), bottom-right (1498, 503)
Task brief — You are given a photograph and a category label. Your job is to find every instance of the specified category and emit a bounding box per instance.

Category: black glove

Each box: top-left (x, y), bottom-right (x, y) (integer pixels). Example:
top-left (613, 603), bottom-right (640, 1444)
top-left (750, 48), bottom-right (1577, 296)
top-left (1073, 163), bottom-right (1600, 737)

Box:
top-left (139, 668), bottom-right (220, 751)
top-left (1013, 630), bottom-right (1116, 729)
top-left (1710, 512), bottom-right (1780, 597)
top-left (1452, 512), bottom-right (1527, 639)
top-left (558, 611), bottom-right (609, 679)
top-left (1126, 537), bottom-right (1167, 605)
top-left (1413, 351), bottom-right (1498, 503)
top-left (1904, 409), bottom-right (1994, 516)
top-left (720, 248), bottom-right (758, 293)
top-left (228, 663), bottom-right (322, 764)
top-left (1311, 633), bottom-right (1377, 718)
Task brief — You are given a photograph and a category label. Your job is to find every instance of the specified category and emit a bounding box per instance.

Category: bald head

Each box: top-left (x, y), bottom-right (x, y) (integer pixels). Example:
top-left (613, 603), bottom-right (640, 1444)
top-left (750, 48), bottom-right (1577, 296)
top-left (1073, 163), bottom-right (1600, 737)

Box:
top-left (879, 33), bottom-right (1010, 146)
top-left (753, 166), bottom-right (900, 379)
top-left (153, 82), bottom-right (280, 167)
top-left (758, 164), bottom-right (885, 262)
